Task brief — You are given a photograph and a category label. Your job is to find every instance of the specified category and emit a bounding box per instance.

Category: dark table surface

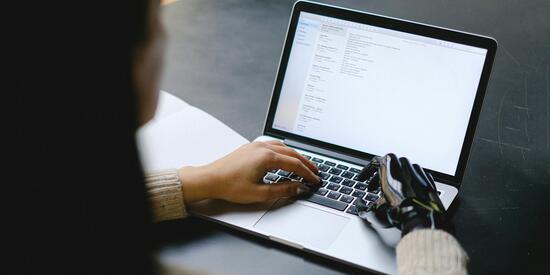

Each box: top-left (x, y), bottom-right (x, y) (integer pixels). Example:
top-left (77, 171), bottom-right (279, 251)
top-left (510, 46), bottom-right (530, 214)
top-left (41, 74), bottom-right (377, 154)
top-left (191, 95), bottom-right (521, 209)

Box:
top-left (156, 0), bottom-right (550, 274)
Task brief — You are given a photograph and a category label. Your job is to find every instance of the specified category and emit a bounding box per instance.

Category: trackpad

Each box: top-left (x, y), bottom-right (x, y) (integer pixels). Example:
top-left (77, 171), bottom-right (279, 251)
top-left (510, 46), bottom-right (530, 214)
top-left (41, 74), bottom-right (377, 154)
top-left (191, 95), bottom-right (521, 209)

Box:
top-left (254, 199), bottom-right (349, 250)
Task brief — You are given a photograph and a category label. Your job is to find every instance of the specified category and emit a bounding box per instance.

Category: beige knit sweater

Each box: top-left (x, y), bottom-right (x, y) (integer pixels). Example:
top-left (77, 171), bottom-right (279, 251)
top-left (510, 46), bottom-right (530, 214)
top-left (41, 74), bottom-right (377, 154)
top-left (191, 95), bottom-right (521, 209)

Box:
top-left (145, 170), bottom-right (468, 275)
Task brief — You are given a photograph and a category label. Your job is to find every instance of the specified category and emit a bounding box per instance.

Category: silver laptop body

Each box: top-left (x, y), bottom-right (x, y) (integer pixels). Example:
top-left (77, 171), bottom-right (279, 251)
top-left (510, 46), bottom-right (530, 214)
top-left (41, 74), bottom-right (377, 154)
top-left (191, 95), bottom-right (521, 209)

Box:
top-left (189, 1), bottom-right (497, 274)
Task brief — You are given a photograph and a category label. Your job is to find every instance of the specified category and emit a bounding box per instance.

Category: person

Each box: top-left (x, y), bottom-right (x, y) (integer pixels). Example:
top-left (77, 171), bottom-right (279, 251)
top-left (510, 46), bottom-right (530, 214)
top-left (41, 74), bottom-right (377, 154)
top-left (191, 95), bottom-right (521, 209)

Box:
top-left (5, 0), bottom-right (467, 274)
top-left (7, 1), bottom-right (318, 274)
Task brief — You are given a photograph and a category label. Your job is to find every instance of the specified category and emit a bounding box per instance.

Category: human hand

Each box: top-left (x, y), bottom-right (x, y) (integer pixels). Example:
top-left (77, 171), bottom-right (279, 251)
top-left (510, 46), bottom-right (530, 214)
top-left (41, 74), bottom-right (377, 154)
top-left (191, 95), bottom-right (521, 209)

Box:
top-left (179, 141), bottom-right (320, 204)
top-left (356, 153), bottom-right (447, 236)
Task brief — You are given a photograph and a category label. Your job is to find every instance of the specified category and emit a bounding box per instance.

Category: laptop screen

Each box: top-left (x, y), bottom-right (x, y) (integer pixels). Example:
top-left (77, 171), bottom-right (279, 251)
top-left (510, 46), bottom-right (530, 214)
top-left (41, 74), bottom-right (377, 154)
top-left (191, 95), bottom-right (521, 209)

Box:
top-left (271, 12), bottom-right (488, 176)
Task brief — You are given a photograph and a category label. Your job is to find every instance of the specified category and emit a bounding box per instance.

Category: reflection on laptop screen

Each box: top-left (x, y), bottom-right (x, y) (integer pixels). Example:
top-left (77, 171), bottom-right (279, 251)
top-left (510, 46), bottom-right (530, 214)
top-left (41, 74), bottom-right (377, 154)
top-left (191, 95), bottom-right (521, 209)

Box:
top-left (272, 12), bottom-right (488, 176)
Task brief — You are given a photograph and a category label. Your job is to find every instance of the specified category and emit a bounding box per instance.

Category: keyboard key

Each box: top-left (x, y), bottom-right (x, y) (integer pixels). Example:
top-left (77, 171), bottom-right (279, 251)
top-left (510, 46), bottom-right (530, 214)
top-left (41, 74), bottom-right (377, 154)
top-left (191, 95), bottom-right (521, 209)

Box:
top-left (328, 168), bottom-right (342, 175)
top-left (301, 154), bottom-right (311, 160)
top-left (353, 198), bottom-right (369, 206)
top-left (354, 175), bottom-right (366, 182)
top-left (340, 186), bottom-right (353, 195)
top-left (366, 184), bottom-right (380, 194)
top-left (321, 180), bottom-right (328, 187)
top-left (289, 174), bottom-right (303, 181)
top-left (352, 190), bottom-right (366, 198)
top-left (350, 167), bottom-right (362, 173)
top-left (342, 179), bottom-right (356, 187)
top-left (341, 171), bottom-right (354, 179)
top-left (336, 164), bottom-right (349, 170)
top-left (305, 194), bottom-right (348, 211)
top-left (324, 161), bottom-right (336, 166)
top-left (315, 188), bottom-right (329, 196)
top-left (365, 193), bottom-right (379, 202)
top-left (271, 169), bottom-right (279, 173)
top-left (353, 199), bottom-right (372, 208)
top-left (346, 205), bottom-right (358, 215)
top-left (312, 157), bottom-right (324, 163)
top-left (318, 164), bottom-right (331, 172)
top-left (327, 191), bottom-right (341, 200)
top-left (354, 182), bottom-right (368, 191)
top-left (264, 173), bottom-right (279, 182)
top-left (277, 170), bottom-right (291, 177)
top-left (319, 172), bottom-right (331, 180)
top-left (340, 195), bottom-right (354, 203)
top-left (327, 183), bottom-right (340, 191)
top-left (329, 176), bottom-right (343, 183)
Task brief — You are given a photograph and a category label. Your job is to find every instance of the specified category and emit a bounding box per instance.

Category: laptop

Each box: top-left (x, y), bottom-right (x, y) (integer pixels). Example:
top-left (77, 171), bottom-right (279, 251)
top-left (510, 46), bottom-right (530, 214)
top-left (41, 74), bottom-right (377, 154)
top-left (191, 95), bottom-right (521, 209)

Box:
top-left (189, 1), bottom-right (497, 273)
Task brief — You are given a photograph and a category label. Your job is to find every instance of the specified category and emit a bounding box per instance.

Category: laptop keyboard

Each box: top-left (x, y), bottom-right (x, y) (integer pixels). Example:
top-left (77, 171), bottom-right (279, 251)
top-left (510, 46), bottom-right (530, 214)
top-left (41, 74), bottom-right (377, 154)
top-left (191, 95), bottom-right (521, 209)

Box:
top-left (262, 153), bottom-right (382, 215)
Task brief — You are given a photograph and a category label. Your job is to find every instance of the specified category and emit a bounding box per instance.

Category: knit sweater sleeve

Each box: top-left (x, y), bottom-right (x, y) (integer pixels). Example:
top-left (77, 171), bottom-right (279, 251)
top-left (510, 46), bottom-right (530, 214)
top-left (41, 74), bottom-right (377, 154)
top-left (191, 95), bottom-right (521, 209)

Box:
top-left (144, 169), bottom-right (188, 222)
top-left (396, 229), bottom-right (469, 275)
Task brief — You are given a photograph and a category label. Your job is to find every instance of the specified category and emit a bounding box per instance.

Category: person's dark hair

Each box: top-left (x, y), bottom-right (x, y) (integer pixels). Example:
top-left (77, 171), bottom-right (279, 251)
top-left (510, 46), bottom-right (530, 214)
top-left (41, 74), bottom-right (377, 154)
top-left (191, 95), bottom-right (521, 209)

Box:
top-left (6, 1), bottom-right (155, 274)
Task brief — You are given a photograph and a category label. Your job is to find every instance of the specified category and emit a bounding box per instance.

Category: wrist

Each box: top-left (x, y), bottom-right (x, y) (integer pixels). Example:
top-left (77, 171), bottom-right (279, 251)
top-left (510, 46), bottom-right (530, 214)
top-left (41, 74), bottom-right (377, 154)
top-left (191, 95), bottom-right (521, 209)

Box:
top-left (179, 165), bottom-right (219, 203)
top-left (400, 208), bottom-right (448, 236)
top-left (397, 198), bottom-right (448, 236)
top-left (401, 216), bottom-right (431, 236)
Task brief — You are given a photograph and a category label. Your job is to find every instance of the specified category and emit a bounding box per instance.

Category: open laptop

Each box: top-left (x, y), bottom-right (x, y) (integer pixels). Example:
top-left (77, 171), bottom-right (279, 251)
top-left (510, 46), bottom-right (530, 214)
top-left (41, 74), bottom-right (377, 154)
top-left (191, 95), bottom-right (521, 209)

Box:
top-left (189, 1), bottom-right (496, 273)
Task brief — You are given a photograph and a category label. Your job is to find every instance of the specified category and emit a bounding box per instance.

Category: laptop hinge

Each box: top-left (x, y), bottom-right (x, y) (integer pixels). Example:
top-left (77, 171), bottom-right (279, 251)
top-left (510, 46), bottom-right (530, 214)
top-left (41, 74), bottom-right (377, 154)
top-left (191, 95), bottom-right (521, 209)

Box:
top-left (284, 138), bottom-right (370, 166)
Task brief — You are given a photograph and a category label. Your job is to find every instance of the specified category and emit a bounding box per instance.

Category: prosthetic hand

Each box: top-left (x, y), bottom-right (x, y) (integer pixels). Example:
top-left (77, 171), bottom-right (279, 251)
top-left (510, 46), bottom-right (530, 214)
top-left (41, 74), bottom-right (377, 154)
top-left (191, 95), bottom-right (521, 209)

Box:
top-left (356, 153), bottom-right (449, 237)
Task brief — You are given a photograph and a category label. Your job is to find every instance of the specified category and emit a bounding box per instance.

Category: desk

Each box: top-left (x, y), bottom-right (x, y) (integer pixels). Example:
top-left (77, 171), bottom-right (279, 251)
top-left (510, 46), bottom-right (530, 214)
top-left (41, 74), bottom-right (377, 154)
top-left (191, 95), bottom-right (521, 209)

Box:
top-left (156, 0), bottom-right (550, 274)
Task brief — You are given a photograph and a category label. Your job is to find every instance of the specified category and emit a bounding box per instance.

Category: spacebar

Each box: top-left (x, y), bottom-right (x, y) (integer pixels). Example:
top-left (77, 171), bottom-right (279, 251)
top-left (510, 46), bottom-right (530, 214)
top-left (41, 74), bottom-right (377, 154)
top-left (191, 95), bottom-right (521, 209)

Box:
top-left (304, 194), bottom-right (348, 211)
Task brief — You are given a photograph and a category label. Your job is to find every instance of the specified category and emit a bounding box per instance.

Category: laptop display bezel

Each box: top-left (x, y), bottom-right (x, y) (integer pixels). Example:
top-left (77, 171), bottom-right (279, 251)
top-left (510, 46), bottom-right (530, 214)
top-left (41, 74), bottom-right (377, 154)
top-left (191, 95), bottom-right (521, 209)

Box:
top-left (263, 1), bottom-right (497, 186)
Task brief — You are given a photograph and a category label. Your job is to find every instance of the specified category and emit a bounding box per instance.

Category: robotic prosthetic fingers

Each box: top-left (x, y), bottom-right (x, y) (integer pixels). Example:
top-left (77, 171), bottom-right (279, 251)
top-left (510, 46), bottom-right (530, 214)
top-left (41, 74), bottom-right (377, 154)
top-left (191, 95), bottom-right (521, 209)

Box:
top-left (356, 153), bottom-right (450, 236)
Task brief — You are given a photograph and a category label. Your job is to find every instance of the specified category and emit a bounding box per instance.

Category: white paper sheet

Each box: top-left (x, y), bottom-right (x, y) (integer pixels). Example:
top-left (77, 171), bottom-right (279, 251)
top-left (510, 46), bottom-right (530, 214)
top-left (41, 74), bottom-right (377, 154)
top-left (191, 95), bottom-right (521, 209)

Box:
top-left (137, 91), bottom-right (249, 172)
top-left (150, 90), bottom-right (189, 122)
